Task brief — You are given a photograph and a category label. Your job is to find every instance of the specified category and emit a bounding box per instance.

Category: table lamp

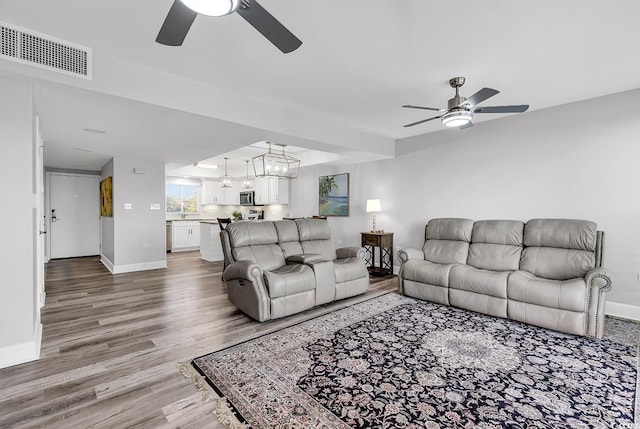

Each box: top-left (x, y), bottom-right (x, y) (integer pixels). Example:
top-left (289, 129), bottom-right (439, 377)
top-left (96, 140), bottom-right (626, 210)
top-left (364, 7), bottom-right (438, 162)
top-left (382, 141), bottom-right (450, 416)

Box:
top-left (366, 199), bottom-right (381, 232)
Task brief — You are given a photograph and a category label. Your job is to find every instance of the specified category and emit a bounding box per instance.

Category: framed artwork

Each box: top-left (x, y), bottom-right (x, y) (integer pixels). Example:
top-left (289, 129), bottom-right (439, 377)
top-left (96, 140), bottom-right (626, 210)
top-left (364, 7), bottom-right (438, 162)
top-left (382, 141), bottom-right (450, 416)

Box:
top-left (319, 173), bottom-right (349, 216)
top-left (100, 176), bottom-right (113, 217)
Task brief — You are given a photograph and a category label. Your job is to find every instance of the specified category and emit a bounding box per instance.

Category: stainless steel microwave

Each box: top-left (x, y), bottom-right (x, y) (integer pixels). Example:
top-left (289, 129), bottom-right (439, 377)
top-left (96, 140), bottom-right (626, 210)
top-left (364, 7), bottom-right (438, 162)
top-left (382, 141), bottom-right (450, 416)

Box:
top-left (239, 191), bottom-right (255, 206)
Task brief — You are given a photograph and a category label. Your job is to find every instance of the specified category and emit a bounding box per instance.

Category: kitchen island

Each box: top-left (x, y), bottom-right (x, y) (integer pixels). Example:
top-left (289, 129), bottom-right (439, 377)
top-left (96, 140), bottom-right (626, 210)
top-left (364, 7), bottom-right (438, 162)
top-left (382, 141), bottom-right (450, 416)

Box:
top-left (199, 221), bottom-right (223, 262)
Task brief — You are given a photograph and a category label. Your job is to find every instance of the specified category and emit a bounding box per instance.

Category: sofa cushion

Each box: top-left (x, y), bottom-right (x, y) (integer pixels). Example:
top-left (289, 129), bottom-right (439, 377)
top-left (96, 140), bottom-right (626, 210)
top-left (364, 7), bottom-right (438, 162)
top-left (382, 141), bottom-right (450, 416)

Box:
top-left (507, 270), bottom-right (587, 312)
top-left (426, 218), bottom-right (474, 241)
top-left (472, 220), bottom-right (524, 246)
top-left (334, 257), bottom-right (368, 283)
top-left (402, 259), bottom-right (453, 287)
top-left (274, 220), bottom-right (303, 257)
top-left (524, 219), bottom-right (597, 251)
top-left (232, 244), bottom-right (286, 272)
top-left (449, 265), bottom-right (509, 299)
top-left (520, 219), bottom-right (597, 280)
top-left (264, 264), bottom-right (316, 299)
top-left (520, 247), bottom-right (595, 280)
top-left (422, 218), bottom-right (473, 264)
top-left (468, 220), bottom-right (524, 271)
top-left (226, 221), bottom-right (278, 247)
top-left (296, 218), bottom-right (331, 241)
top-left (301, 240), bottom-right (337, 261)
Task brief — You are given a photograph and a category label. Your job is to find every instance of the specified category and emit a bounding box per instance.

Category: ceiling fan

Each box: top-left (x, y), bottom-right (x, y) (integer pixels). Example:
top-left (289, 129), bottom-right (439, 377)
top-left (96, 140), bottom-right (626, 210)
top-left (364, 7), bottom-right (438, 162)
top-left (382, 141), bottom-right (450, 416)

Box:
top-left (402, 77), bottom-right (529, 129)
top-left (156, 0), bottom-right (302, 54)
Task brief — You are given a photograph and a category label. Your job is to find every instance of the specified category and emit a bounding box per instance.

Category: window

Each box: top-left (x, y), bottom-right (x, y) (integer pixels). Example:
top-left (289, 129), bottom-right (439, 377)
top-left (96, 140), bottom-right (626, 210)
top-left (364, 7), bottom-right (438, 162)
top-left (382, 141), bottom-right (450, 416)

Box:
top-left (166, 183), bottom-right (200, 215)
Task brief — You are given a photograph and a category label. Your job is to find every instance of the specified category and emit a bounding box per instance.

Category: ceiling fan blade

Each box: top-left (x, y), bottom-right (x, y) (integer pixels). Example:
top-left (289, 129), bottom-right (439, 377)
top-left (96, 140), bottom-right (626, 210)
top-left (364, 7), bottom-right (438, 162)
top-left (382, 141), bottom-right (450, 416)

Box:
top-left (474, 105), bottom-right (530, 114)
top-left (156, 0), bottom-right (198, 46)
top-left (459, 121), bottom-right (474, 130)
top-left (461, 87), bottom-right (499, 107)
top-left (236, 0), bottom-right (302, 53)
top-left (402, 105), bottom-right (443, 112)
top-left (403, 115), bottom-right (442, 128)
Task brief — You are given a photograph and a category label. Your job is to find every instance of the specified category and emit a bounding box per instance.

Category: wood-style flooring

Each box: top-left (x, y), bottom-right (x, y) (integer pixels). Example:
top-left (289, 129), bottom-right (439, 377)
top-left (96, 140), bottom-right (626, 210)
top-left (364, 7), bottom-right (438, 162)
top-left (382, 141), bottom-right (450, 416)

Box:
top-left (0, 252), bottom-right (398, 428)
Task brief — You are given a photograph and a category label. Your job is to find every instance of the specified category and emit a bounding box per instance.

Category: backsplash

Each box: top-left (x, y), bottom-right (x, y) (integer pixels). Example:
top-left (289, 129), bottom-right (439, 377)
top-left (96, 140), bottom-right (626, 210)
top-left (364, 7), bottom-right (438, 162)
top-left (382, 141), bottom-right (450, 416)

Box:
top-left (166, 204), bottom-right (289, 221)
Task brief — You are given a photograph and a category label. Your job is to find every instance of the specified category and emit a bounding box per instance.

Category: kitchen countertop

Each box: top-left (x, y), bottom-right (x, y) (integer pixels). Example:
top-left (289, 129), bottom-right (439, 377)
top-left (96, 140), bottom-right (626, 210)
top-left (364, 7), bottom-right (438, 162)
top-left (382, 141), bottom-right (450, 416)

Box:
top-left (166, 219), bottom-right (218, 223)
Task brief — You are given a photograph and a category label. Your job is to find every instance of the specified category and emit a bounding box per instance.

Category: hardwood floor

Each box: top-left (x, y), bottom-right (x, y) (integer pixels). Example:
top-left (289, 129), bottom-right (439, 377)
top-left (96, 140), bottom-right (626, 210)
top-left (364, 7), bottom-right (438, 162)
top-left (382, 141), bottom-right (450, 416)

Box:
top-left (0, 252), bottom-right (398, 428)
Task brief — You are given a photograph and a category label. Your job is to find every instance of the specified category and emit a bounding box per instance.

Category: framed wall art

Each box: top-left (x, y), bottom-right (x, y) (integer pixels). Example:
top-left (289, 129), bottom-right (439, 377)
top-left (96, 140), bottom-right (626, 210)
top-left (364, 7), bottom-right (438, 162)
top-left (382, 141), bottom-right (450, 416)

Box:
top-left (100, 176), bottom-right (113, 217)
top-left (319, 173), bottom-right (349, 216)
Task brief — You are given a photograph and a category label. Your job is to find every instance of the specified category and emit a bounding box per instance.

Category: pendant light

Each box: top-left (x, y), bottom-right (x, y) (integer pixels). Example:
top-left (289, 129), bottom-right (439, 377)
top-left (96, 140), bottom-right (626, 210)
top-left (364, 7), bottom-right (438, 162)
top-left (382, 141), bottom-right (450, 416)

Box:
top-left (252, 141), bottom-right (300, 179)
top-left (219, 157), bottom-right (233, 188)
top-left (242, 160), bottom-right (254, 189)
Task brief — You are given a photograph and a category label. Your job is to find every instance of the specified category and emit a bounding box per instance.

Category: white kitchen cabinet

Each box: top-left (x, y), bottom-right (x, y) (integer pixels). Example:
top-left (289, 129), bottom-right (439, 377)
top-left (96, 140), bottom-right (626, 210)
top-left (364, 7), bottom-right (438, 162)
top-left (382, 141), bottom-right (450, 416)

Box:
top-left (254, 177), bottom-right (288, 204)
top-left (172, 221), bottom-right (200, 251)
top-left (202, 180), bottom-right (239, 205)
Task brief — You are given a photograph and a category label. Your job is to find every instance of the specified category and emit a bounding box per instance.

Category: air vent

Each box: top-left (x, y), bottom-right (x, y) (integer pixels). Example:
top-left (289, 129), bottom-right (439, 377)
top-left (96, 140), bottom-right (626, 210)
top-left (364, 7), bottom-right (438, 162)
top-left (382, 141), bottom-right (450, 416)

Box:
top-left (0, 21), bottom-right (91, 80)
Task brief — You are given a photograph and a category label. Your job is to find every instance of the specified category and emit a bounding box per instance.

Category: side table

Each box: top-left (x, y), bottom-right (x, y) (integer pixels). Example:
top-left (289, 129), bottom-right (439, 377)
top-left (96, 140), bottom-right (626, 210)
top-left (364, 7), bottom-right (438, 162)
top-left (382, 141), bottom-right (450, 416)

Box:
top-left (361, 231), bottom-right (393, 276)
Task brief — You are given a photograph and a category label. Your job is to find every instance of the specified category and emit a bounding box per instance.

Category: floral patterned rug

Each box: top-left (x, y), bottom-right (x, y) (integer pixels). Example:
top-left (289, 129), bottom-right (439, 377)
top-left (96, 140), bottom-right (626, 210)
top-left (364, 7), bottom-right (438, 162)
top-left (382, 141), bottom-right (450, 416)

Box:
top-left (191, 293), bottom-right (639, 428)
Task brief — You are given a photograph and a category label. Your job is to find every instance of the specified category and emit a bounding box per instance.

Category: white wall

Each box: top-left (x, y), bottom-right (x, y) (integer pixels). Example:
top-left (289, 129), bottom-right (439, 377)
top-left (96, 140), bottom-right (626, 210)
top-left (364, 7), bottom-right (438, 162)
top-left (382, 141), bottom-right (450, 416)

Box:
top-left (289, 89), bottom-right (640, 312)
top-left (0, 77), bottom-right (40, 367)
top-left (101, 157), bottom-right (167, 273)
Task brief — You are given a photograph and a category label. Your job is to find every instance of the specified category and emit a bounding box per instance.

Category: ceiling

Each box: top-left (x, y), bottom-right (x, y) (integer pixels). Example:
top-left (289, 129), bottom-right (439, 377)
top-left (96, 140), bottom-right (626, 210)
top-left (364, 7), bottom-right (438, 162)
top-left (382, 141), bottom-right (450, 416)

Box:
top-left (1, 0), bottom-right (639, 172)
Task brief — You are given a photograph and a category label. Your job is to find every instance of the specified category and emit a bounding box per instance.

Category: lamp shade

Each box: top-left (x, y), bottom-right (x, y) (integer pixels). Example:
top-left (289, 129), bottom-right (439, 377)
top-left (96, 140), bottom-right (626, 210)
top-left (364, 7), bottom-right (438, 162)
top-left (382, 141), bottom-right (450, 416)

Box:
top-left (366, 199), bottom-right (381, 213)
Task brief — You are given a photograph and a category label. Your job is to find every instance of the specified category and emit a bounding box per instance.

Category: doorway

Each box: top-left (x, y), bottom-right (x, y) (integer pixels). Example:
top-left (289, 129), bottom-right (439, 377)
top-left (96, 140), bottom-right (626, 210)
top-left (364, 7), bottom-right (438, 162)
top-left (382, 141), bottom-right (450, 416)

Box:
top-left (47, 173), bottom-right (100, 259)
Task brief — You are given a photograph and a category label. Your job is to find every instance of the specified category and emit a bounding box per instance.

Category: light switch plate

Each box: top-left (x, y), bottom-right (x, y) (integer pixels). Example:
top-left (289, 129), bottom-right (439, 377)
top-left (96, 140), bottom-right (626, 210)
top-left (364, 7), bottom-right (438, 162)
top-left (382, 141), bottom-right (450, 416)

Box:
top-left (150, 203), bottom-right (160, 210)
top-left (124, 203), bottom-right (132, 210)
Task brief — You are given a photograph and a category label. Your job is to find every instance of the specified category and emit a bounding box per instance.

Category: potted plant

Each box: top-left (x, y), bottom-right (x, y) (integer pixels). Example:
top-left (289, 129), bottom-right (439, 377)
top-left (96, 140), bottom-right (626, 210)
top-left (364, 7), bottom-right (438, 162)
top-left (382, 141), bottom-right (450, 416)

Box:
top-left (232, 210), bottom-right (243, 220)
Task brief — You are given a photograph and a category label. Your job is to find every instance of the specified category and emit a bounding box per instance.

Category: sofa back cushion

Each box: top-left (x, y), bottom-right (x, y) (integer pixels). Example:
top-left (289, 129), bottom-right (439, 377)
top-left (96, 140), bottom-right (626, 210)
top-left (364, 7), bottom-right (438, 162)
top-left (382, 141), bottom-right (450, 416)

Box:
top-left (226, 221), bottom-right (286, 271)
top-left (274, 220), bottom-right (303, 257)
top-left (422, 218), bottom-right (474, 264)
top-left (468, 220), bottom-right (524, 271)
top-left (520, 219), bottom-right (596, 280)
top-left (296, 218), bottom-right (337, 261)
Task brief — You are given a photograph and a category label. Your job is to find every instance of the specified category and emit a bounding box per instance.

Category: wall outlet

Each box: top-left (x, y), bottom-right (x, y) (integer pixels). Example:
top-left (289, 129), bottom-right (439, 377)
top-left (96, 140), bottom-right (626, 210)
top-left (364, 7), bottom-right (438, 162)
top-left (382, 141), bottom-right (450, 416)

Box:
top-left (124, 203), bottom-right (132, 210)
top-left (150, 203), bottom-right (160, 210)
top-left (142, 242), bottom-right (151, 248)
top-left (336, 239), bottom-right (343, 246)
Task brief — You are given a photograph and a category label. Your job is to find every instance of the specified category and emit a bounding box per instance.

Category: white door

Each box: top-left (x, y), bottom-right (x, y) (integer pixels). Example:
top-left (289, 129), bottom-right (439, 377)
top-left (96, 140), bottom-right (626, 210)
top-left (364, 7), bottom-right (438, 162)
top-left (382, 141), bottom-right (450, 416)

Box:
top-left (49, 173), bottom-right (100, 259)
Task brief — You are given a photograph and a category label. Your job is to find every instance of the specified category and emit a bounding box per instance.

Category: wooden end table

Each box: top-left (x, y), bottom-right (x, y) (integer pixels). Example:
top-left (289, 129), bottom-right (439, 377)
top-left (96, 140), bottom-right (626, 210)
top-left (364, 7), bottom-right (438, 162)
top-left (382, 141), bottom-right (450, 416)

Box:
top-left (361, 231), bottom-right (393, 276)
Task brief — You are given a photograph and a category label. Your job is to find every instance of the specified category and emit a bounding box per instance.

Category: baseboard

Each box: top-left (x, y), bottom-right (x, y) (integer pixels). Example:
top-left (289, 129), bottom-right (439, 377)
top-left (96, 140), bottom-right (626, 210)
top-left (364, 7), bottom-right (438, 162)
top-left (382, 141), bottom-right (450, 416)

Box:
top-left (605, 301), bottom-right (640, 322)
top-left (102, 259), bottom-right (167, 274)
top-left (101, 255), bottom-right (115, 273)
top-left (0, 323), bottom-right (42, 369)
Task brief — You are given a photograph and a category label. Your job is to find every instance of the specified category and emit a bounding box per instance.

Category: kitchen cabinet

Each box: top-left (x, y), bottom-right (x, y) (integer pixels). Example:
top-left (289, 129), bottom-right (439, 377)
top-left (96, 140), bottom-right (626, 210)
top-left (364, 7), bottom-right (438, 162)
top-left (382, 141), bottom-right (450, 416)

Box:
top-left (254, 177), bottom-right (289, 205)
top-left (202, 180), bottom-right (240, 205)
top-left (172, 221), bottom-right (200, 251)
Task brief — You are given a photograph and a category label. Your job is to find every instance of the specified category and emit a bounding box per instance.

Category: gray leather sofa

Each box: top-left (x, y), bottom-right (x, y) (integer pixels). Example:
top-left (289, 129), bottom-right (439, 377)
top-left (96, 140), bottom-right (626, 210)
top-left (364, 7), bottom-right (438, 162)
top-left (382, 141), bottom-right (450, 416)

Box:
top-left (221, 218), bottom-right (369, 321)
top-left (398, 218), bottom-right (612, 338)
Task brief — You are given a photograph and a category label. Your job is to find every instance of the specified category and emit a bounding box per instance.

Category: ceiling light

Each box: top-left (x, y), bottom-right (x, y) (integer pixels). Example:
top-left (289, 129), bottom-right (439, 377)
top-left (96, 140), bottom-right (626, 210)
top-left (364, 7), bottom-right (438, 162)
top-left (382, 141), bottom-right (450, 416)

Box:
top-left (242, 160), bottom-right (254, 189)
top-left (180, 0), bottom-right (239, 16)
top-left (252, 141), bottom-right (300, 179)
top-left (193, 162), bottom-right (219, 169)
top-left (441, 110), bottom-right (473, 127)
top-left (219, 157), bottom-right (233, 188)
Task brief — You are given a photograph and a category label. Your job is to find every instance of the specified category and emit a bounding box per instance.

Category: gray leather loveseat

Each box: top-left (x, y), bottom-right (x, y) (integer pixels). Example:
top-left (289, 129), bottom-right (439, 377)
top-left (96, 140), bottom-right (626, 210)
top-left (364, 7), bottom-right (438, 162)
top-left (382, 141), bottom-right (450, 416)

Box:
top-left (398, 218), bottom-right (612, 338)
top-left (221, 218), bottom-right (369, 321)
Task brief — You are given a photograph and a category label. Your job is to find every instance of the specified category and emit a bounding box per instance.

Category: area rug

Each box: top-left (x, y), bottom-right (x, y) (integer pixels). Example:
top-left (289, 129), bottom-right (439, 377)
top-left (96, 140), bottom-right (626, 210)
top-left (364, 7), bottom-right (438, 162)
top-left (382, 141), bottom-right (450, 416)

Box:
top-left (190, 294), bottom-right (639, 428)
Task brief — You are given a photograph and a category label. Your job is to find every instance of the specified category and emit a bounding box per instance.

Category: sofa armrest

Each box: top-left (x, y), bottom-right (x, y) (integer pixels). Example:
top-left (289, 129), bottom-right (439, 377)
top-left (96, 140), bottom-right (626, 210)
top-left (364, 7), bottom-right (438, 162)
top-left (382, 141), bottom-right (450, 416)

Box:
top-left (223, 260), bottom-right (263, 282)
top-left (398, 248), bottom-right (424, 262)
top-left (287, 253), bottom-right (325, 264)
top-left (585, 267), bottom-right (613, 338)
top-left (337, 247), bottom-right (365, 260)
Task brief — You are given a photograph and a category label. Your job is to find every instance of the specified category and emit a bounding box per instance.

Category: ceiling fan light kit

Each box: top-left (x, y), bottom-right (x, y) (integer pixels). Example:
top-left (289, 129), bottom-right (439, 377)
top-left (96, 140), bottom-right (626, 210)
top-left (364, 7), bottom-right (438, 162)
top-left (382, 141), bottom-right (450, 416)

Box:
top-left (157, 0), bottom-right (302, 53)
top-left (180, 0), bottom-right (239, 16)
top-left (402, 76), bottom-right (529, 129)
top-left (441, 110), bottom-right (473, 127)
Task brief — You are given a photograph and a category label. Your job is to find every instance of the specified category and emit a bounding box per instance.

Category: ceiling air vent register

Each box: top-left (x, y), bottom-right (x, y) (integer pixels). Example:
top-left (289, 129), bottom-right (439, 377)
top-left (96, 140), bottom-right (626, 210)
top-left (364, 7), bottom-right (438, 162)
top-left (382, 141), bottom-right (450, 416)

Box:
top-left (0, 21), bottom-right (92, 79)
